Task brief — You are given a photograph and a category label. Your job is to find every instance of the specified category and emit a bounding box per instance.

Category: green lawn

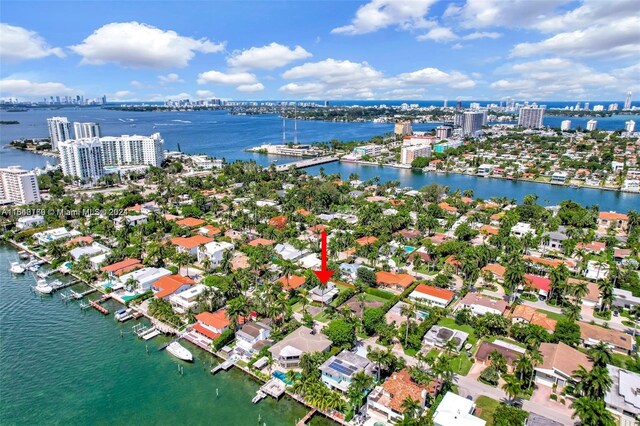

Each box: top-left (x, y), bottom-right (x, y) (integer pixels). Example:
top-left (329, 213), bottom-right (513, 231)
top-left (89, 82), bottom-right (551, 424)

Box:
top-left (486, 336), bottom-right (527, 349)
top-left (536, 308), bottom-right (568, 322)
top-left (364, 293), bottom-right (389, 304)
top-left (450, 352), bottom-right (473, 375)
top-left (437, 318), bottom-right (478, 345)
top-left (313, 309), bottom-right (332, 323)
top-left (475, 396), bottom-right (501, 425)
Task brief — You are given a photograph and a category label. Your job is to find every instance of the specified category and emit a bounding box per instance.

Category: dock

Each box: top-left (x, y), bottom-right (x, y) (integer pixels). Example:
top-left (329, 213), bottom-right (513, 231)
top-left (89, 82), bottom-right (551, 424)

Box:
top-left (70, 288), bottom-right (97, 299)
top-left (90, 300), bottom-right (109, 315)
top-left (297, 409), bottom-right (318, 426)
top-left (210, 358), bottom-right (234, 375)
top-left (252, 390), bottom-right (267, 404)
top-left (132, 324), bottom-right (162, 340)
top-left (260, 378), bottom-right (287, 399)
top-left (273, 156), bottom-right (338, 172)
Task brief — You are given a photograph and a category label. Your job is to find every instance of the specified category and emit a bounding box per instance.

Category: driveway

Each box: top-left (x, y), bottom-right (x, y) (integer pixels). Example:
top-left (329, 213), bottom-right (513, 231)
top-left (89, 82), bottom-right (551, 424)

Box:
top-left (526, 384), bottom-right (575, 424)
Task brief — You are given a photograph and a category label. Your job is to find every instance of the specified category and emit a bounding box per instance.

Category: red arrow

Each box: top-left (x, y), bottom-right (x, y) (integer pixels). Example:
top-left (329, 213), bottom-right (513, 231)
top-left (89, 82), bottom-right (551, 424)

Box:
top-left (313, 231), bottom-right (334, 284)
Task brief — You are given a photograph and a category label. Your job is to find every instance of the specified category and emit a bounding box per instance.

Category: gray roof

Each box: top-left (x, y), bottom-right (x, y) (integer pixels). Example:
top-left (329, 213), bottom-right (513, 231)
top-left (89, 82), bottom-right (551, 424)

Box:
top-left (605, 364), bottom-right (640, 415)
top-left (526, 413), bottom-right (563, 426)
top-left (542, 231), bottom-right (568, 241)
top-left (319, 351), bottom-right (370, 378)
top-left (268, 326), bottom-right (331, 357)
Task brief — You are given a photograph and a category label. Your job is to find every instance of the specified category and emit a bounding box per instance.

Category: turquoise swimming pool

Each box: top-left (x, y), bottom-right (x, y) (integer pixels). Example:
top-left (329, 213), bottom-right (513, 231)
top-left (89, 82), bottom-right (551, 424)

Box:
top-left (272, 371), bottom-right (299, 385)
top-left (404, 246), bottom-right (416, 253)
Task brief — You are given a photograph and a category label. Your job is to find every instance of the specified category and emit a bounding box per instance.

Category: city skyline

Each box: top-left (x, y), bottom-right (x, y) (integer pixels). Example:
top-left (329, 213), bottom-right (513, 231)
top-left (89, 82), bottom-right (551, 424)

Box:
top-left (0, 0), bottom-right (638, 102)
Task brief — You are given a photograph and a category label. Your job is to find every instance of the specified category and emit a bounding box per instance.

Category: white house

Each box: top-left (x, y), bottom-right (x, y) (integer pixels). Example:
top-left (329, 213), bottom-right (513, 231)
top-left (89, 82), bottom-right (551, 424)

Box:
top-left (16, 215), bottom-right (44, 230)
top-left (551, 171), bottom-right (568, 183)
top-left (320, 351), bottom-right (372, 393)
top-left (309, 282), bottom-right (340, 304)
top-left (511, 222), bottom-right (534, 238)
top-left (69, 243), bottom-right (111, 261)
top-left (534, 343), bottom-right (592, 389)
top-left (235, 320), bottom-right (272, 359)
top-left (586, 260), bottom-right (609, 280)
top-left (605, 365), bottom-right (640, 422)
top-left (34, 227), bottom-right (81, 245)
top-left (274, 243), bottom-right (306, 261)
top-left (457, 293), bottom-right (509, 316)
top-left (197, 241), bottom-right (234, 267)
top-left (433, 392), bottom-right (486, 426)
top-left (169, 284), bottom-right (208, 314)
top-left (409, 284), bottom-right (455, 308)
top-left (119, 267), bottom-right (172, 292)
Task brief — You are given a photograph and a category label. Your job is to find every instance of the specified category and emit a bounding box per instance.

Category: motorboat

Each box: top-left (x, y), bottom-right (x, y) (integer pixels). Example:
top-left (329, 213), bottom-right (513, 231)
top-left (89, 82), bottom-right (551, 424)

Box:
top-left (9, 262), bottom-right (25, 274)
top-left (49, 279), bottom-right (63, 290)
top-left (28, 264), bottom-right (40, 272)
top-left (114, 308), bottom-right (133, 322)
top-left (34, 279), bottom-right (53, 294)
top-left (166, 341), bottom-right (193, 362)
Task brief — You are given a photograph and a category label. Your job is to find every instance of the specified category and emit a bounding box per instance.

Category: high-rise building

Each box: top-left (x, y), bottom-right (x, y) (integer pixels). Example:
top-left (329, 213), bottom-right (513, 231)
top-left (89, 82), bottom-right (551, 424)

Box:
top-left (73, 122), bottom-right (101, 139)
top-left (0, 167), bottom-right (41, 205)
top-left (586, 120), bottom-right (597, 131)
top-left (443, 99), bottom-right (447, 108)
top-left (401, 144), bottom-right (432, 165)
top-left (470, 102), bottom-right (480, 110)
top-left (561, 120), bottom-right (571, 131)
top-left (584, 102), bottom-right (590, 111)
top-left (394, 121), bottom-right (413, 137)
top-left (102, 95), bottom-right (107, 105)
top-left (46, 117), bottom-right (71, 150)
top-left (624, 92), bottom-right (632, 110)
top-left (593, 105), bottom-right (604, 112)
top-left (435, 126), bottom-right (452, 139)
top-left (99, 133), bottom-right (164, 167)
top-left (518, 107), bottom-right (545, 129)
top-left (58, 138), bottom-right (105, 182)
top-left (608, 103), bottom-right (618, 111)
top-left (626, 120), bottom-right (636, 132)
top-left (462, 111), bottom-right (484, 136)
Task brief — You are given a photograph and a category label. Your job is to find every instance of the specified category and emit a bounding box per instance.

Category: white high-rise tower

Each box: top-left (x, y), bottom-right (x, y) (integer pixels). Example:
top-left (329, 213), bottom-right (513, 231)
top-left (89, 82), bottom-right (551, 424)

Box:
top-left (73, 122), bottom-right (101, 139)
top-left (624, 92), bottom-right (632, 110)
top-left (46, 117), bottom-right (71, 150)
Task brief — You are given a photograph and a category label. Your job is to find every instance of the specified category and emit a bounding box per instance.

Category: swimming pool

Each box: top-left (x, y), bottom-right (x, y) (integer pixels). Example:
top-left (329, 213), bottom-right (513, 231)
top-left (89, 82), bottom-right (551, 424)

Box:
top-left (404, 246), bottom-right (416, 253)
top-left (272, 371), bottom-right (299, 385)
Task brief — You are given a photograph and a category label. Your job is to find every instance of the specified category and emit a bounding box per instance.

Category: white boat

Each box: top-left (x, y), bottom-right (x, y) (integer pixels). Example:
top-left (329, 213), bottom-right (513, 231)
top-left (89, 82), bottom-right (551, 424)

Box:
top-left (9, 262), bottom-right (25, 274)
top-left (114, 308), bottom-right (133, 322)
top-left (49, 279), bottom-right (63, 290)
top-left (34, 279), bottom-right (53, 294)
top-left (28, 264), bottom-right (40, 272)
top-left (166, 341), bottom-right (193, 362)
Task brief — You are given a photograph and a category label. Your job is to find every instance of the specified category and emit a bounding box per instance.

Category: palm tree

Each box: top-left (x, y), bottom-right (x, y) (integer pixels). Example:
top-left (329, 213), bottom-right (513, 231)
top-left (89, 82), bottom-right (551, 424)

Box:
top-left (401, 302), bottom-right (416, 346)
top-left (501, 374), bottom-right (521, 404)
top-left (571, 397), bottom-right (616, 426)
top-left (400, 396), bottom-right (421, 419)
top-left (631, 305), bottom-right (640, 338)
top-left (589, 342), bottom-right (613, 367)
top-left (573, 365), bottom-right (613, 399)
top-left (514, 354), bottom-right (532, 384)
top-left (563, 304), bottom-right (581, 322)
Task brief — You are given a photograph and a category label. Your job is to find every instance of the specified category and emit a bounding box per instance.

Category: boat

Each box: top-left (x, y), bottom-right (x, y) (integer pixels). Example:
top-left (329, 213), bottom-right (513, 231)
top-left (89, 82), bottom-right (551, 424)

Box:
top-left (49, 279), bottom-right (63, 290)
top-left (114, 308), bottom-right (133, 322)
top-left (28, 264), bottom-right (40, 272)
top-left (9, 262), bottom-right (25, 274)
top-left (166, 341), bottom-right (193, 362)
top-left (34, 279), bottom-right (53, 294)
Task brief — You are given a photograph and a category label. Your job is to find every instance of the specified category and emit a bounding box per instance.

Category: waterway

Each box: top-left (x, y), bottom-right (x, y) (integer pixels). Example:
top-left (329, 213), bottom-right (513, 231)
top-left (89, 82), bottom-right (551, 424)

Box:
top-left (1, 108), bottom-right (638, 211)
top-left (0, 244), bottom-right (332, 426)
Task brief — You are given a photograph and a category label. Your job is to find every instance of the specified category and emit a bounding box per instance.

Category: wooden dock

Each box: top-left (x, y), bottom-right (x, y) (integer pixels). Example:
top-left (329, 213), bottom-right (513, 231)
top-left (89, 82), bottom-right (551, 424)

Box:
top-left (297, 409), bottom-right (317, 426)
top-left (90, 300), bottom-right (109, 315)
top-left (70, 288), bottom-right (97, 299)
top-left (210, 359), bottom-right (234, 375)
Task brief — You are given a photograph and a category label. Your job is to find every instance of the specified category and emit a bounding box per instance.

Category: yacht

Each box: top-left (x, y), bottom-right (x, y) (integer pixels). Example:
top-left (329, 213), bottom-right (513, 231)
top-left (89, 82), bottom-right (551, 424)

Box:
top-left (166, 341), bottom-right (193, 362)
top-left (9, 262), bottom-right (25, 274)
top-left (114, 308), bottom-right (133, 322)
top-left (34, 279), bottom-right (54, 294)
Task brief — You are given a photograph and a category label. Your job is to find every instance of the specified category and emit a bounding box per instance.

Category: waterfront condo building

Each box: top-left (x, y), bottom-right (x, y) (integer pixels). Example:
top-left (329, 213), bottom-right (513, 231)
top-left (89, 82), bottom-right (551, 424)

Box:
top-left (46, 116), bottom-right (71, 150)
top-left (435, 125), bottom-right (452, 139)
top-left (561, 120), bottom-right (571, 131)
top-left (0, 166), bottom-right (41, 205)
top-left (587, 120), bottom-right (598, 131)
top-left (73, 122), bottom-right (101, 139)
top-left (626, 120), bottom-right (636, 132)
top-left (100, 133), bottom-right (164, 167)
top-left (401, 144), bottom-right (432, 165)
top-left (518, 107), bottom-right (545, 129)
top-left (394, 121), bottom-right (412, 137)
top-left (58, 138), bottom-right (105, 182)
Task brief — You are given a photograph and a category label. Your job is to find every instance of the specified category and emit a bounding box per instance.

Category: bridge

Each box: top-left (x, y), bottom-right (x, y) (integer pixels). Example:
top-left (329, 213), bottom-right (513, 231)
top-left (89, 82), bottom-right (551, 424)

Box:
top-left (272, 156), bottom-right (339, 172)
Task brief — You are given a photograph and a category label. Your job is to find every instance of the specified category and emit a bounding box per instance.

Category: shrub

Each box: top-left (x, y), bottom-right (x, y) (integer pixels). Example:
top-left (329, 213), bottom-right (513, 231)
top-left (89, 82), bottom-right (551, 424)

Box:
top-left (212, 329), bottom-right (235, 351)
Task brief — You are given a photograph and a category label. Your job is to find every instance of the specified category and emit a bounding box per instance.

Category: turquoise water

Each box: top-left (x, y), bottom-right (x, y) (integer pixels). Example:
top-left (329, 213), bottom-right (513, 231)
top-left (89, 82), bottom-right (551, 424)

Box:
top-left (404, 246), bottom-right (416, 253)
top-left (0, 244), bottom-right (333, 425)
top-left (272, 371), bottom-right (300, 385)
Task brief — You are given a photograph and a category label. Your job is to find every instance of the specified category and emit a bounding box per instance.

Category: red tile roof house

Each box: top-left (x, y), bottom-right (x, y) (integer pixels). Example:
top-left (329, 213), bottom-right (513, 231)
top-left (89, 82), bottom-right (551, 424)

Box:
top-left (598, 211), bottom-right (629, 233)
top-left (100, 258), bottom-right (143, 277)
top-left (192, 309), bottom-right (231, 341)
top-left (198, 225), bottom-right (222, 237)
top-left (376, 271), bottom-right (415, 294)
top-left (176, 217), bottom-right (206, 228)
top-left (247, 238), bottom-right (276, 247)
top-left (171, 235), bottom-right (214, 256)
top-left (523, 274), bottom-right (552, 299)
top-left (409, 284), bottom-right (455, 308)
top-left (458, 293), bottom-right (509, 316)
top-left (276, 275), bottom-right (306, 292)
top-left (269, 215), bottom-right (288, 230)
top-left (152, 274), bottom-right (195, 299)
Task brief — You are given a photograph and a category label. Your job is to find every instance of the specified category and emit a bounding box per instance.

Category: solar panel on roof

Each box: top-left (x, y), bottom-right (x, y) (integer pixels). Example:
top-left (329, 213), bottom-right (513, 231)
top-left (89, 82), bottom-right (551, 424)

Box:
top-left (329, 361), bottom-right (357, 376)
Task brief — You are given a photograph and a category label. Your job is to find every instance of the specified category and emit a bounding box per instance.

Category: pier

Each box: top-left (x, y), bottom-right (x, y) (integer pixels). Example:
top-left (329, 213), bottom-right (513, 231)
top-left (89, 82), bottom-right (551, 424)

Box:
top-left (88, 294), bottom-right (111, 315)
top-left (70, 288), bottom-right (97, 299)
top-left (210, 358), bottom-right (235, 375)
top-left (259, 378), bottom-right (286, 399)
top-left (273, 156), bottom-right (339, 172)
top-left (296, 409), bottom-right (317, 426)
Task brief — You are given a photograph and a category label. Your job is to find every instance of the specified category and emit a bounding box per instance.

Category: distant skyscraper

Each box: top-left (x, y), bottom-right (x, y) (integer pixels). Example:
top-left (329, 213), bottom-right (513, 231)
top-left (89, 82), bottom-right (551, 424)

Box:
top-left (443, 99), bottom-right (447, 108)
top-left (394, 121), bottom-right (413, 137)
top-left (608, 103), bottom-right (618, 111)
top-left (58, 138), bottom-right (105, 182)
top-left (456, 100), bottom-right (462, 110)
top-left (73, 122), bottom-right (101, 139)
top-left (575, 101), bottom-right (581, 110)
top-left (584, 102), bottom-right (590, 111)
top-left (561, 120), bottom-right (571, 131)
top-left (626, 120), bottom-right (636, 132)
top-left (47, 117), bottom-right (71, 150)
top-left (462, 111), bottom-right (484, 136)
top-left (102, 95), bottom-right (107, 105)
top-left (470, 102), bottom-right (480, 110)
top-left (518, 107), bottom-right (545, 129)
top-left (624, 92), bottom-right (632, 110)
top-left (586, 120), bottom-right (597, 131)
top-left (592, 105), bottom-right (604, 112)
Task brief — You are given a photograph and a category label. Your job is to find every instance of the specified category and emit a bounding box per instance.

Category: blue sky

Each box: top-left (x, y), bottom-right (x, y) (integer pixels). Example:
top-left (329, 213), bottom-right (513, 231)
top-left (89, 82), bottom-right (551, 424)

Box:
top-left (1, 0), bottom-right (638, 102)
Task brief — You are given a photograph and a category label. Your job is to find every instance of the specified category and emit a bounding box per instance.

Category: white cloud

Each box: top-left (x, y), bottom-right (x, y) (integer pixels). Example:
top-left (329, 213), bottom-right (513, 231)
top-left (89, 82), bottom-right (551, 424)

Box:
top-left (236, 83), bottom-right (265, 92)
top-left (109, 90), bottom-right (135, 100)
top-left (0, 24), bottom-right (64, 62)
top-left (462, 31), bottom-right (502, 40)
top-left (227, 42), bottom-right (312, 70)
top-left (417, 26), bottom-right (458, 42)
top-left (452, 43), bottom-right (464, 50)
top-left (70, 22), bottom-right (224, 68)
top-left (512, 16), bottom-right (640, 59)
top-left (0, 78), bottom-right (75, 98)
top-left (130, 80), bottom-right (145, 89)
top-left (158, 73), bottom-right (184, 84)
top-left (381, 88), bottom-right (426, 99)
top-left (195, 90), bottom-right (216, 98)
top-left (332, 0), bottom-right (436, 35)
top-left (534, 0), bottom-right (639, 33)
top-left (162, 92), bottom-right (192, 100)
top-left (197, 70), bottom-right (258, 85)
top-left (446, 0), bottom-right (570, 29)
top-left (280, 58), bottom-right (475, 99)
top-left (490, 58), bottom-right (619, 98)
